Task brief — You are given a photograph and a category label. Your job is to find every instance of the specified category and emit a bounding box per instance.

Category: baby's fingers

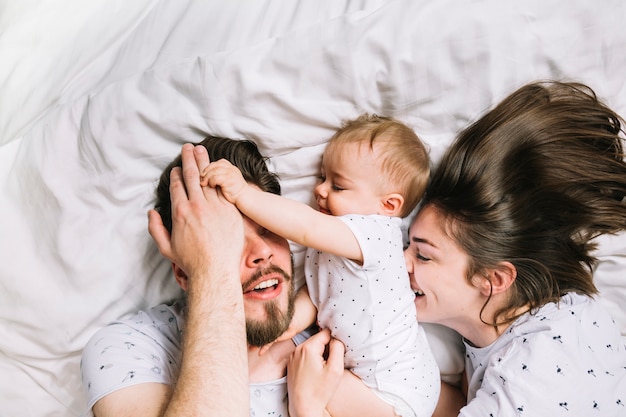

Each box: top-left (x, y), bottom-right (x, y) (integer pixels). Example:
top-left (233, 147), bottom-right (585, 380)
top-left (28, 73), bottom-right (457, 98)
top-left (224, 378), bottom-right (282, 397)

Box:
top-left (200, 160), bottom-right (228, 187)
top-left (199, 170), bottom-right (210, 187)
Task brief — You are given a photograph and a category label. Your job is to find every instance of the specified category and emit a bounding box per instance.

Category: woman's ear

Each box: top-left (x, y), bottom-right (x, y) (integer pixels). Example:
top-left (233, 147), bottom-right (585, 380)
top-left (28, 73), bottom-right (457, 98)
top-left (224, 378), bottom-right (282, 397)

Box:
top-left (380, 193), bottom-right (404, 217)
top-left (479, 261), bottom-right (517, 297)
top-left (172, 263), bottom-right (189, 291)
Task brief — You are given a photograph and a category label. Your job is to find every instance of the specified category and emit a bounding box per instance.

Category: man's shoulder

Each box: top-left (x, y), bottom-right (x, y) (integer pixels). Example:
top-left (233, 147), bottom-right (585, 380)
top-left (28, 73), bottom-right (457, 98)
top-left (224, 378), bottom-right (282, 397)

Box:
top-left (83, 300), bottom-right (185, 363)
top-left (112, 299), bottom-right (185, 331)
top-left (80, 302), bottom-right (184, 416)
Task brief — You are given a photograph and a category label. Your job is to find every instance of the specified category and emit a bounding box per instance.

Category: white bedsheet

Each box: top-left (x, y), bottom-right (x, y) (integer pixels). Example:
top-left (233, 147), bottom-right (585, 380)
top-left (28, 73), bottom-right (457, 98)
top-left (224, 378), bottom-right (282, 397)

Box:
top-left (1, 1), bottom-right (625, 416)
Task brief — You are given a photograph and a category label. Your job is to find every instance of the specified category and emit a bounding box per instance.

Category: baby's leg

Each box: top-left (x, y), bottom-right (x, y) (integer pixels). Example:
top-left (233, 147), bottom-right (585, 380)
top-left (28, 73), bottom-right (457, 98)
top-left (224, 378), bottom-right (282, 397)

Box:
top-left (326, 370), bottom-right (399, 417)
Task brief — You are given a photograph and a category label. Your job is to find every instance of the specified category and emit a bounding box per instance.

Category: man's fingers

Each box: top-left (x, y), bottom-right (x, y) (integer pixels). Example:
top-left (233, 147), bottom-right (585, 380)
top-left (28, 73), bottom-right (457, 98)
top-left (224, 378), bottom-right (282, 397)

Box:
top-left (180, 143), bottom-right (203, 200)
top-left (194, 145), bottom-right (212, 187)
top-left (147, 209), bottom-right (173, 261)
top-left (169, 166), bottom-right (188, 205)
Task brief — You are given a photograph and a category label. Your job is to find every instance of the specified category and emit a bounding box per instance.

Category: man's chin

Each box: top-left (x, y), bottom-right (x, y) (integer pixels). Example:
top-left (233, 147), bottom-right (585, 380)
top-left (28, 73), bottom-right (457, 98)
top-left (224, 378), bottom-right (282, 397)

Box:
top-left (245, 319), bottom-right (289, 347)
top-left (245, 300), bottom-right (294, 347)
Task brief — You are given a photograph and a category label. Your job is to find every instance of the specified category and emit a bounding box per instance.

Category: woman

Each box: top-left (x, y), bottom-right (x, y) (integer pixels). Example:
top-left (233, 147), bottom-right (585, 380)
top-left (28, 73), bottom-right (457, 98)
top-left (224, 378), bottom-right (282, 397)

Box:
top-left (288, 81), bottom-right (626, 417)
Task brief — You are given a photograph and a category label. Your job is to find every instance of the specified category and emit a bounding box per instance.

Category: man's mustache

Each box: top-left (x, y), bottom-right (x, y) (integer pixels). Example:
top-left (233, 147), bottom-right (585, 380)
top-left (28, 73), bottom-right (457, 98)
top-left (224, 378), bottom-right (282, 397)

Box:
top-left (241, 265), bottom-right (291, 291)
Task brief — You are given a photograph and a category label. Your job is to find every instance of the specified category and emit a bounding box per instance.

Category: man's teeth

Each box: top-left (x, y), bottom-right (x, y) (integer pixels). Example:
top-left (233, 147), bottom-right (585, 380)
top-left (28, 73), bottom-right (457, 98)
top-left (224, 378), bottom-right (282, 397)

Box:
top-left (414, 289), bottom-right (424, 296)
top-left (254, 279), bottom-right (279, 290)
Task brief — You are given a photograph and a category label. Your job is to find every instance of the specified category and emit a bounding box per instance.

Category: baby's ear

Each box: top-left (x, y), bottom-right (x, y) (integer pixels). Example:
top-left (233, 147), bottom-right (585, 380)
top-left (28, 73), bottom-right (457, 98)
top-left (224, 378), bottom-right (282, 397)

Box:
top-left (380, 193), bottom-right (404, 217)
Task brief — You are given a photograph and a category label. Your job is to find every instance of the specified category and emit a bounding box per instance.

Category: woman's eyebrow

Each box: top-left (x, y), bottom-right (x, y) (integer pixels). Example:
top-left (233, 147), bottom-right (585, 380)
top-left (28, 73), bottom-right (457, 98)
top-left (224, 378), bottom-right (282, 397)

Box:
top-left (411, 236), bottom-right (438, 249)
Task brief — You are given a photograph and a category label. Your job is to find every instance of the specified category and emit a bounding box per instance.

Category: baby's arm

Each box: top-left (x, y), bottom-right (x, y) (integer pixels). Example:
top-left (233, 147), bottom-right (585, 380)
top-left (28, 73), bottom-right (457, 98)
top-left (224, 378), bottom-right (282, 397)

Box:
top-left (288, 286), bottom-right (318, 338)
top-left (203, 159), bottom-right (362, 262)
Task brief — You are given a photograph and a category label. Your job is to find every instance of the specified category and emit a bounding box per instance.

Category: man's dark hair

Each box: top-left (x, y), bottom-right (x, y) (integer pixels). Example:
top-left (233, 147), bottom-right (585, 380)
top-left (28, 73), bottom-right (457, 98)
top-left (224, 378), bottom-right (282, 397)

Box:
top-left (154, 135), bottom-right (281, 233)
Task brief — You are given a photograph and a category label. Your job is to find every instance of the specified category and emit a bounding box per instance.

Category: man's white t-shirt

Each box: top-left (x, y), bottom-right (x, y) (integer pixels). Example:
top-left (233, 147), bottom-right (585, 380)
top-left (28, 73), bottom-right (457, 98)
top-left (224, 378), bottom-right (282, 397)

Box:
top-left (81, 300), bottom-right (294, 417)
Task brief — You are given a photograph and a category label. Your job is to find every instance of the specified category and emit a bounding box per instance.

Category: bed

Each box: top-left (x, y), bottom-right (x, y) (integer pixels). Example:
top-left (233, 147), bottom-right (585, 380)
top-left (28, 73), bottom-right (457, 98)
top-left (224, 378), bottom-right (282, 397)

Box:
top-left (1, 1), bottom-right (625, 416)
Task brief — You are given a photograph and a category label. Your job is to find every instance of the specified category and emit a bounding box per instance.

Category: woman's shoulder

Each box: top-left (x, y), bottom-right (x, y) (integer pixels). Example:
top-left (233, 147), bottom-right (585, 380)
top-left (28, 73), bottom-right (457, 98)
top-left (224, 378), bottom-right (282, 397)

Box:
top-left (483, 293), bottom-right (623, 362)
top-left (520, 293), bottom-right (615, 331)
top-left (466, 293), bottom-right (626, 416)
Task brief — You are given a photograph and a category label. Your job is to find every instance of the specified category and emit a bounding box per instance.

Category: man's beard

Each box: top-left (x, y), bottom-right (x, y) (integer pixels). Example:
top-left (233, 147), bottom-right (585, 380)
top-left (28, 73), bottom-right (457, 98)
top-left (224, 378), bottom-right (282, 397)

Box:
top-left (244, 266), bottom-right (296, 347)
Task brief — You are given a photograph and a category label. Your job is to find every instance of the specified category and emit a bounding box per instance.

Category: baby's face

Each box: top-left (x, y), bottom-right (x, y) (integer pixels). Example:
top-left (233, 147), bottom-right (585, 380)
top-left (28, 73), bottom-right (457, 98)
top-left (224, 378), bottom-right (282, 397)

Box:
top-left (314, 142), bottom-right (388, 217)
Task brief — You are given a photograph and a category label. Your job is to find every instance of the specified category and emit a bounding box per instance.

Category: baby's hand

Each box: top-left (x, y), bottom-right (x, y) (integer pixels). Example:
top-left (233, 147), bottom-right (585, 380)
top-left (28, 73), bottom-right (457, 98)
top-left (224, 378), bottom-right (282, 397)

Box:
top-left (201, 159), bottom-right (247, 205)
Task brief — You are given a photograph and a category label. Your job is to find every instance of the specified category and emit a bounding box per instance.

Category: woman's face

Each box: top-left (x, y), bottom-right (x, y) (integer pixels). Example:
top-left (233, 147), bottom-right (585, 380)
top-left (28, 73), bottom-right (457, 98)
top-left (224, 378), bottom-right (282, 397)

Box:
top-left (404, 205), bottom-right (484, 333)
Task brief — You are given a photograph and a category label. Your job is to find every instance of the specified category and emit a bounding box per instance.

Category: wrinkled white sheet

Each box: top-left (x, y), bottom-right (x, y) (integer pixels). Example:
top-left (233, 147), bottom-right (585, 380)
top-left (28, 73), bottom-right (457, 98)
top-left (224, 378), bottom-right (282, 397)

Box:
top-left (1, 1), bottom-right (625, 416)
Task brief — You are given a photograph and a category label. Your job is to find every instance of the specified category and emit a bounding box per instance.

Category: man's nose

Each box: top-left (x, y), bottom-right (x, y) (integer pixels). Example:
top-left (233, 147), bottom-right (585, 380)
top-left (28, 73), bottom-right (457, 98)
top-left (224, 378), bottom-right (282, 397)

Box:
top-left (244, 234), bottom-right (273, 267)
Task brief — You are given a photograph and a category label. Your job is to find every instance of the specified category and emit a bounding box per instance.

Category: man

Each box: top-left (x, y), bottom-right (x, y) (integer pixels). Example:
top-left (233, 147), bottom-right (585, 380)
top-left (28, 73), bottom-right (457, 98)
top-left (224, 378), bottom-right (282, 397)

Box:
top-left (80, 137), bottom-right (305, 417)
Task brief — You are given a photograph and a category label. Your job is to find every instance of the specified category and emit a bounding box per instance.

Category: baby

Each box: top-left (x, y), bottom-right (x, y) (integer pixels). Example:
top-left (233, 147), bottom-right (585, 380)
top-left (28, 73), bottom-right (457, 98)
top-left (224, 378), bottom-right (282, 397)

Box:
top-left (203, 114), bottom-right (440, 417)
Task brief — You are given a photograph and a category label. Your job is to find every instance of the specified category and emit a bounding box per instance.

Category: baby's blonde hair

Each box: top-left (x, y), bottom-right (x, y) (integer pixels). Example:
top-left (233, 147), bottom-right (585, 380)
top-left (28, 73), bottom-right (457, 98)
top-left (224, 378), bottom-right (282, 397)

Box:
top-left (326, 113), bottom-right (430, 217)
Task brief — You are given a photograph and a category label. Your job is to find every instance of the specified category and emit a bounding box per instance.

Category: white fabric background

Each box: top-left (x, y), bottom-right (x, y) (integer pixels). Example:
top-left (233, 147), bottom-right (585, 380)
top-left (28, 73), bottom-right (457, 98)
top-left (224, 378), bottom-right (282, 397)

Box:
top-left (1, 1), bottom-right (625, 416)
